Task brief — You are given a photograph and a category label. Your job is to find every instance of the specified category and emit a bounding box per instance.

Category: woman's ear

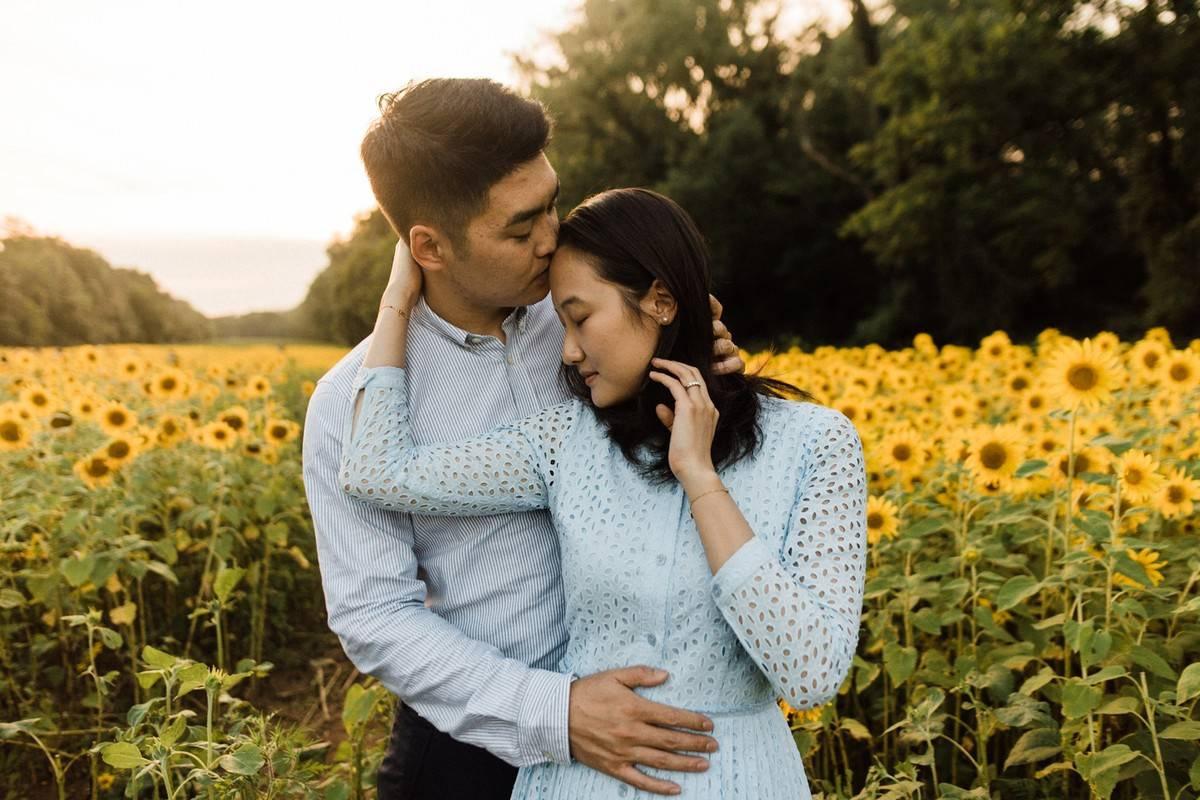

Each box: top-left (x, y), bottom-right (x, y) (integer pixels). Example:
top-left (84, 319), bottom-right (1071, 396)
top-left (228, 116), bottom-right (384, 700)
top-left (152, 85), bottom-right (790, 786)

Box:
top-left (408, 225), bottom-right (450, 272)
top-left (640, 279), bottom-right (678, 324)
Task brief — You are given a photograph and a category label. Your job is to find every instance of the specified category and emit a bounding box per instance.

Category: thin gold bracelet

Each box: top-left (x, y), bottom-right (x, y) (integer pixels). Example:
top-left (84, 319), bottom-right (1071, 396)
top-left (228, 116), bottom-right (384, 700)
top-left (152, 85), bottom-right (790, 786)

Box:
top-left (688, 486), bottom-right (728, 518)
top-left (379, 303), bottom-right (410, 320)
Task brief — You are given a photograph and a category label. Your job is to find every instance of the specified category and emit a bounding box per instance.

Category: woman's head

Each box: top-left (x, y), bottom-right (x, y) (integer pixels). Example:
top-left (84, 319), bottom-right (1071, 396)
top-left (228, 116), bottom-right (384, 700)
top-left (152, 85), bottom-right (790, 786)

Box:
top-left (548, 187), bottom-right (810, 483)
top-left (549, 188), bottom-right (713, 408)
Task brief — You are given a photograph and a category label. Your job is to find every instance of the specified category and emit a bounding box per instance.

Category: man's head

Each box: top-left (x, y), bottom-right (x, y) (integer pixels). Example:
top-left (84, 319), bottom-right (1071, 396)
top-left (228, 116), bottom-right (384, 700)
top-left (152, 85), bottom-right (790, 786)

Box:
top-left (361, 78), bottom-right (560, 310)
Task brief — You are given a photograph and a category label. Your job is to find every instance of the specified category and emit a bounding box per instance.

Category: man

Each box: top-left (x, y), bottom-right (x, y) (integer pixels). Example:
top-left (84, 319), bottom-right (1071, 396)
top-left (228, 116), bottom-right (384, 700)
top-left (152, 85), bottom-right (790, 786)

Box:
top-left (302, 77), bottom-right (744, 799)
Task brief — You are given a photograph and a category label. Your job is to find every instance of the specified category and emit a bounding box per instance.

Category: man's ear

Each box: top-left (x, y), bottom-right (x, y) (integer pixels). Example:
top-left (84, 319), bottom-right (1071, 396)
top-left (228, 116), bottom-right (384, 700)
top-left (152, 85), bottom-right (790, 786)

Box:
top-left (408, 225), bottom-right (452, 272)
top-left (640, 279), bottom-right (678, 322)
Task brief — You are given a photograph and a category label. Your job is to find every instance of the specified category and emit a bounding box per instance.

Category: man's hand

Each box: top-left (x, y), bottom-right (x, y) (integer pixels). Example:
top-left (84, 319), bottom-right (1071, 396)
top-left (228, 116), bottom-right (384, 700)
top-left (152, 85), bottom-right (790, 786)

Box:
top-left (707, 294), bottom-right (745, 377)
top-left (569, 666), bottom-right (718, 796)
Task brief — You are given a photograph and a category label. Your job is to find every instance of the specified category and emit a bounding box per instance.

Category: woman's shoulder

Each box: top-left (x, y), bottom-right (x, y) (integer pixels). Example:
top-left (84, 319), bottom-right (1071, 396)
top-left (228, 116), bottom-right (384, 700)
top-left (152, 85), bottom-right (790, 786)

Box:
top-left (757, 396), bottom-right (861, 452)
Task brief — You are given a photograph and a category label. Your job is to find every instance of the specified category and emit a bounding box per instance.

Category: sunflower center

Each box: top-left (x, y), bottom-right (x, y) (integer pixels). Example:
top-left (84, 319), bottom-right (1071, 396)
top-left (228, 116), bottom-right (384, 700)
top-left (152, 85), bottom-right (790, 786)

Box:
top-left (1011, 376), bottom-right (1029, 391)
top-left (1167, 486), bottom-right (1185, 504)
top-left (0, 421), bottom-right (20, 442)
top-left (1143, 352), bottom-right (1160, 368)
top-left (980, 442), bottom-right (1008, 470)
top-left (1169, 364), bottom-right (1191, 382)
top-left (107, 441), bottom-right (131, 459)
top-left (108, 411), bottom-right (127, 426)
top-left (867, 512), bottom-right (884, 529)
top-left (32, 393), bottom-right (48, 406)
top-left (223, 417), bottom-right (244, 431)
top-left (161, 377), bottom-right (177, 390)
top-left (50, 413), bottom-right (72, 429)
top-left (271, 425), bottom-right (288, 439)
top-left (162, 421), bottom-right (178, 435)
top-left (1124, 467), bottom-right (1144, 486)
top-left (86, 458), bottom-right (110, 478)
top-left (892, 444), bottom-right (912, 462)
top-left (1067, 364), bottom-right (1098, 391)
top-left (1029, 396), bottom-right (1044, 409)
top-left (1075, 453), bottom-right (1092, 473)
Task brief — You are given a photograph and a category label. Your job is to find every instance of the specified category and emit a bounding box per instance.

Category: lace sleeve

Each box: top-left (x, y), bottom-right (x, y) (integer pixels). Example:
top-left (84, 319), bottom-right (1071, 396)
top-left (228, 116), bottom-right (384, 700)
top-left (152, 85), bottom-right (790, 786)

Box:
top-left (711, 405), bottom-right (868, 709)
top-left (339, 365), bottom-right (580, 516)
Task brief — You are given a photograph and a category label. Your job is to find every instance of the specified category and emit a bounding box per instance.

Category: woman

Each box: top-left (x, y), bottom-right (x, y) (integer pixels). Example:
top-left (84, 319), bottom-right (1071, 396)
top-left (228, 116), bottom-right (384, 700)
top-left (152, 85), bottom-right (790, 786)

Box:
top-left (340, 188), bottom-right (868, 798)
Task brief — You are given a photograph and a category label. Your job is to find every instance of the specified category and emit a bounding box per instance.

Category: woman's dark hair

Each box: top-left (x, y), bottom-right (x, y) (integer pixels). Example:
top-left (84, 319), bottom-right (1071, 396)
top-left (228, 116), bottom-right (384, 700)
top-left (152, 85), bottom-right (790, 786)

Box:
top-left (360, 78), bottom-right (552, 254)
top-left (556, 188), bottom-right (812, 484)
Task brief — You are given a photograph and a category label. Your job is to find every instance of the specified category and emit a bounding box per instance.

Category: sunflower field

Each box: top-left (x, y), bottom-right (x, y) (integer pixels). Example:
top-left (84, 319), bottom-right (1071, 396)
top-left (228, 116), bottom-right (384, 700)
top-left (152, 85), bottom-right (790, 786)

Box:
top-left (1, 330), bottom-right (1199, 799)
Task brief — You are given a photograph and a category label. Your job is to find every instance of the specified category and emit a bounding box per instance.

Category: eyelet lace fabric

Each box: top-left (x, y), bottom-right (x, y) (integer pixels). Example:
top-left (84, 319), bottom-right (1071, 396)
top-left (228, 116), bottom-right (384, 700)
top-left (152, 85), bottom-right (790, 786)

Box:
top-left (341, 365), bottom-right (868, 799)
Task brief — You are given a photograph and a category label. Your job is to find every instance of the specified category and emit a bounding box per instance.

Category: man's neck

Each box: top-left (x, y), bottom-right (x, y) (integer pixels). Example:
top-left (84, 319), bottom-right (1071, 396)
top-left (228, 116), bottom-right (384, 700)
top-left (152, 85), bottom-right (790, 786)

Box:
top-left (422, 276), bottom-right (513, 342)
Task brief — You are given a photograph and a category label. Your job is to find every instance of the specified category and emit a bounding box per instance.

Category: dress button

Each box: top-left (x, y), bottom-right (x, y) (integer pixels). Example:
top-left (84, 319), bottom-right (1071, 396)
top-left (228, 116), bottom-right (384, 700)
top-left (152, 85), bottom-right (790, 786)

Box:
top-left (618, 786), bottom-right (628, 797)
top-left (646, 633), bottom-right (657, 646)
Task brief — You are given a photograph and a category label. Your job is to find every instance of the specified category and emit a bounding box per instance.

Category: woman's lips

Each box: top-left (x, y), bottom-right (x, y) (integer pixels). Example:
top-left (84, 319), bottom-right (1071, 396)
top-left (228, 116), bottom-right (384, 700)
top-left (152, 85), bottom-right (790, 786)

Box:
top-left (583, 373), bottom-right (597, 385)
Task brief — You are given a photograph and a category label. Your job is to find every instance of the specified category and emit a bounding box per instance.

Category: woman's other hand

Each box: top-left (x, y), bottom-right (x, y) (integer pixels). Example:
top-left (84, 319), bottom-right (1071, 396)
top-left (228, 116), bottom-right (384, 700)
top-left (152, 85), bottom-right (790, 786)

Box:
top-left (648, 358), bottom-right (719, 486)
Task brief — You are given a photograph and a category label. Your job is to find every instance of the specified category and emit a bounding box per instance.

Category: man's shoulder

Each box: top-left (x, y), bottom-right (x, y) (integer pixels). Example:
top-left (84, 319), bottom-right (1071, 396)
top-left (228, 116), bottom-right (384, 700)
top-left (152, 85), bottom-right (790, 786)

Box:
top-left (313, 336), bottom-right (371, 400)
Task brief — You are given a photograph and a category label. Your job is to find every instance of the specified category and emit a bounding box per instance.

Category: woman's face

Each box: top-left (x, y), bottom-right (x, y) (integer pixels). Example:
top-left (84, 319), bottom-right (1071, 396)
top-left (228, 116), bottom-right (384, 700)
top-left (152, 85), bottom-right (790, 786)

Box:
top-left (549, 245), bottom-right (673, 407)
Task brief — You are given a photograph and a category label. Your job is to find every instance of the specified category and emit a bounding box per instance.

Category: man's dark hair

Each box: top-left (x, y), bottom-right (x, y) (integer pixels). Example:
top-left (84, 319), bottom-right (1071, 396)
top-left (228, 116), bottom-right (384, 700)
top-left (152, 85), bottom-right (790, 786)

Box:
top-left (556, 188), bottom-right (813, 484)
top-left (360, 78), bottom-right (553, 255)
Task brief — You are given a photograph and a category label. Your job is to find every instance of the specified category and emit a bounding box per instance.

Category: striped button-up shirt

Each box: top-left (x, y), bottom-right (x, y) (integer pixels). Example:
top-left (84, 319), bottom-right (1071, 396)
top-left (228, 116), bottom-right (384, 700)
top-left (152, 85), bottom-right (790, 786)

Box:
top-left (301, 292), bottom-right (574, 767)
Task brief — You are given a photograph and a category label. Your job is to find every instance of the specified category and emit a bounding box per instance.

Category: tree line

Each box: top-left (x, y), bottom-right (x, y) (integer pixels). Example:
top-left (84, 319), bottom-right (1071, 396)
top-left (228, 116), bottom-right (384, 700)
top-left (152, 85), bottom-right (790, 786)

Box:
top-left (301, 0), bottom-right (1198, 349)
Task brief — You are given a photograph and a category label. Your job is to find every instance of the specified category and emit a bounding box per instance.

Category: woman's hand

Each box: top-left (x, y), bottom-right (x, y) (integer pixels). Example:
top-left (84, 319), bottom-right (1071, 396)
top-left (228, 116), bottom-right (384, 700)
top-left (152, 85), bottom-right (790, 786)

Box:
top-left (647, 358), bottom-right (719, 486)
top-left (381, 237), bottom-right (423, 309)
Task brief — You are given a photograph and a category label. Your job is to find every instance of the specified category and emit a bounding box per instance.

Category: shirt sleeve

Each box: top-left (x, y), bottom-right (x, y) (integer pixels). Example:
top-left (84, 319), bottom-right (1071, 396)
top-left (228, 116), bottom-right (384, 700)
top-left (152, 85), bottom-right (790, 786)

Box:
top-left (339, 365), bottom-right (579, 515)
top-left (710, 405), bottom-right (868, 709)
top-left (303, 379), bottom-right (576, 767)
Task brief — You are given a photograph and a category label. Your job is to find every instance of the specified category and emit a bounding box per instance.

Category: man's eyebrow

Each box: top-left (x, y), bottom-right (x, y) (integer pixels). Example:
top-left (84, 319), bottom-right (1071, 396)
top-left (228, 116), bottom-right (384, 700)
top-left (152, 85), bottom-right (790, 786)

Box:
top-left (504, 179), bottom-right (561, 229)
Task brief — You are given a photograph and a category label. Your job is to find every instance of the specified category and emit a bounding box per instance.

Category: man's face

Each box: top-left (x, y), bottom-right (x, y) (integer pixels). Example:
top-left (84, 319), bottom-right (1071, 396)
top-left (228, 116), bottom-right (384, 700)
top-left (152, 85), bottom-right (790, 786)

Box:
top-left (441, 152), bottom-right (560, 310)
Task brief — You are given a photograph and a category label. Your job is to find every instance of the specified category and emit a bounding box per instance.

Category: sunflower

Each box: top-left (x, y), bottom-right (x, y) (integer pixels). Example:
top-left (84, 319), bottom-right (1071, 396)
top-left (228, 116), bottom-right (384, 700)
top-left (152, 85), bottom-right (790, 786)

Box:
top-left (1160, 350), bottom-right (1200, 395)
top-left (264, 418), bottom-right (300, 446)
top-left (964, 424), bottom-right (1025, 489)
top-left (242, 374), bottom-right (272, 399)
top-left (978, 331), bottom-right (1012, 362)
top-left (98, 401), bottom-right (138, 435)
top-left (877, 427), bottom-right (926, 479)
top-left (1020, 389), bottom-right (1051, 417)
top-left (47, 411), bottom-right (74, 434)
top-left (1112, 548), bottom-right (1168, 590)
top-left (197, 420), bottom-right (238, 450)
top-left (73, 454), bottom-right (117, 489)
top-left (1155, 467), bottom-right (1200, 519)
top-left (118, 355), bottom-right (145, 380)
top-left (155, 414), bottom-right (191, 447)
top-left (1113, 449), bottom-right (1163, 505)
top-left (71, 395), bottom-right (101, 421)
top-left (866, 496), bottom-right (901, 544)
top-left (1128, 339), bottom-right (1167, 379)
top-left (1050, 446), bottom-right (1111, 485)
top-left (150, 368), bottom-right (190, 400)
top-left (217, 406), bottom-right (251, 436)
top-left (19, 384), bottom-right (54, 416)
top-left (1043, 338), bottom-right (1123, 410)
top-left (0, 410), bottom-right (31, 451)
top-left (98, 436), bottom-right (139, 467)
top-left (941, 392), bottom-right (977, 427)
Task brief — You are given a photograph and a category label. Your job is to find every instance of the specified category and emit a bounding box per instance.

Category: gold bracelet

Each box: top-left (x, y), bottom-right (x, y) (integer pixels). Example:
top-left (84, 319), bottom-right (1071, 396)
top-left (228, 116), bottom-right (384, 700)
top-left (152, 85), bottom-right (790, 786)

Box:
top-left (688, 486), bottom-right (728, 518)
top-left (379, 303), bottom-right (410, 320)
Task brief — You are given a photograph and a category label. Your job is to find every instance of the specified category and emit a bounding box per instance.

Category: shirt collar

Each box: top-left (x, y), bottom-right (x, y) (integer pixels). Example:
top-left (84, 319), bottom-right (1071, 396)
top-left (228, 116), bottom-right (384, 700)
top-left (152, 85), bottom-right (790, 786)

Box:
top-left (411, 295), bottom-right (530, 351)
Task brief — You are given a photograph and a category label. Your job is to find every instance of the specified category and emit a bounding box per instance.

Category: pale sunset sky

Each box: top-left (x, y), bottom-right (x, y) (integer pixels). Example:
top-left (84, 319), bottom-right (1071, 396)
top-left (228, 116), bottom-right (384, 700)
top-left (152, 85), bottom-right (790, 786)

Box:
top-left (2, 0), bottom-right (844, 316)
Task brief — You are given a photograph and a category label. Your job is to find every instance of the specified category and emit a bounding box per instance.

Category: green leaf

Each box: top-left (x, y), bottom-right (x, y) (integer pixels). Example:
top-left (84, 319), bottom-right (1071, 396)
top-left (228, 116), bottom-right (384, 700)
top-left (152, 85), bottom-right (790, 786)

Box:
top-left (213, 565), bottom-right (245, 603)
top-left (60, 555), bottom-right (95, 587)
top-left (1096, 696), bottom-right (1139, 715)
top-left (1015, 459), bottom-right (1047, 477)
top-left (839, 718), bottom-right (872, 741)
top-left (903, 517), bottom-right (950, 537)
top-left (342, 684), bottom-right (384, 734)
top-left (1075, 744), bottom-right (1138, 798)
top-left (101, 742), bottom-right (148, 769)
top-left (142, 646), bottom-right (177, 670)
top-left (1177, 663), bottom-right (1200, 703)
top-left (883, 643), bottom-right (918, 685)
top-left (0, 588), bottom-right (26, 609)
top-left (1130, 645), bottom-right (1177, 681)
top-left (1003, 728), bottom-right (1060, 769)
top-left (97, 626), bottom-right (123, 650)
top-left (1083, 666), bottom-right (1126, 685)
top-left (160, 714), bottom-right (187, 747)
top-left (1160, 721), bottom-right (1200, 741)
top-left (1061, 680), bottom-right (1101, 719)
top-left (142, 560), bottom-right (179, 585)
top-left (996, 575), bottom-right (1040, 611)
top-left (219, 743), bottom-right (265, 775)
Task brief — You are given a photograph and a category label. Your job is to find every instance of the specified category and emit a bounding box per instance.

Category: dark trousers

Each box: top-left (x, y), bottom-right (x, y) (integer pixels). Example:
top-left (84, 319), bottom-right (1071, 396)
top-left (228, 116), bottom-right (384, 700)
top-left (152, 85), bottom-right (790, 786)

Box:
top-left (376, 702), bottom-right (518, 800)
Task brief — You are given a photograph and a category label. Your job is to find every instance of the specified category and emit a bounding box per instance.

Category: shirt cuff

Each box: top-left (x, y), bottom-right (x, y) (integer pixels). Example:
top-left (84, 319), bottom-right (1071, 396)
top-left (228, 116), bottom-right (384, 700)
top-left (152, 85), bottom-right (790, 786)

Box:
top-left (516, 669), bottom-right (575, 766)
top-left (350, 364), bottom-right (408, 393)
top-left (711, 535), bottom-right (774, 604)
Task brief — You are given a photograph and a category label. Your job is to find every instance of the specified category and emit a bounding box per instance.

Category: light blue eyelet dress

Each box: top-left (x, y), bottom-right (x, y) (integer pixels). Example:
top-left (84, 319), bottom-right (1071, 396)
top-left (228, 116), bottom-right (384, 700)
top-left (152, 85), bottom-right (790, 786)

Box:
top-left (340, 365), bottom-right (868, 800)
